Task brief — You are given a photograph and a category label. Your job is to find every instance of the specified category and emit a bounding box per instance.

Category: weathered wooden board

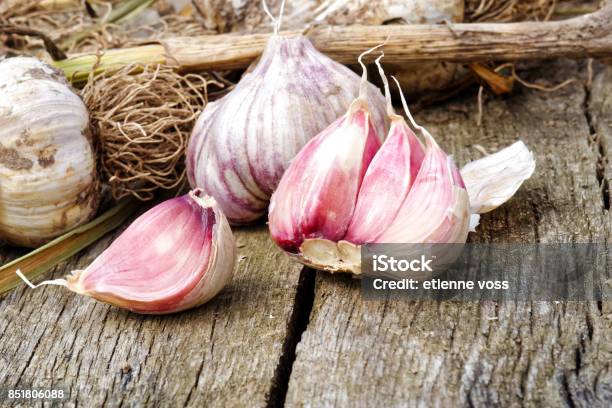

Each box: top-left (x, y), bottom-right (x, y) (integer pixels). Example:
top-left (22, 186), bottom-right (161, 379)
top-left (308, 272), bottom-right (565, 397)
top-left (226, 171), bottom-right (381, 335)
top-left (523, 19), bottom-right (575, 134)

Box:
top-left (0, 60), bottom-right (610, 408)
top-left (589, 64), bottom-right (612, 216)
top-left (0, 225), bottom-right (305, 407)
top-left (286, 60), bottom-right (611, 407)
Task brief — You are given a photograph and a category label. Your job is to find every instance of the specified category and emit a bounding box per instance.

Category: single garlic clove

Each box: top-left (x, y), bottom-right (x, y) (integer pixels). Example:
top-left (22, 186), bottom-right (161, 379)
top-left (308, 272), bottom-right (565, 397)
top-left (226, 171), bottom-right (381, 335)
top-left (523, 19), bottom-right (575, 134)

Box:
top-left (187, 34), bottom-right (388, 224)
top-left (375, 135), bottom-right (470, 245)
top-left (344, 118), bottom-right (425, 244)
top-left (269, 100), bottom-right (381, 253)
top-left (460, 141), bottom-right (536, 214)
top-left (0, 57), bottom-right (98, 247)
top-left (62, 189), bottom-right (235, 314)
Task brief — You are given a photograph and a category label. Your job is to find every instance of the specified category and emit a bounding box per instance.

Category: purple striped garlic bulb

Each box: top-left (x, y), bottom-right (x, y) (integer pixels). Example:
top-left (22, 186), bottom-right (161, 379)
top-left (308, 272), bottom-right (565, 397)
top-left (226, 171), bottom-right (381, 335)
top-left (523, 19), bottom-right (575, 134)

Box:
top-left (269, 59), bottom-right (535, 274)
top-left (18, 189), bottom-right (236, 314)
top-left (186, 34), bottom-right (388, 224)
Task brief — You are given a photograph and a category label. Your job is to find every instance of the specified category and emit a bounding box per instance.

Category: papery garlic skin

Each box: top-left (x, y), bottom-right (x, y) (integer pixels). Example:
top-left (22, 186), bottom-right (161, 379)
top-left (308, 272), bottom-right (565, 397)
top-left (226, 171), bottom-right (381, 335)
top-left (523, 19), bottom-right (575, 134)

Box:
top-left (460, 141), bottom-right (536, 214)
top-left (66, 190), bottom-right (236, 314)
top-left (187, 35), bottom-right (388, 224)
top-left (0, 57), bottom-right (98, 247)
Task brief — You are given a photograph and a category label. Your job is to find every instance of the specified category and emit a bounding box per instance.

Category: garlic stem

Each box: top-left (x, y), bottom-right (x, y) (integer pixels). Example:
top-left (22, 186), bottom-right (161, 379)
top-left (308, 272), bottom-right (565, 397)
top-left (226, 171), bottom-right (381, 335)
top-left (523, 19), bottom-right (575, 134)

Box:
top-left (16, 270), bottom-right (67, 289)
top-left (392, 75), bottom-right (435, 141)
top-left (357, 44), bottom-right (384, 102)
top-left (262, 0), bottom-right (287, 35)
top-left (374, 52), bottom-right (398, 120)
top-left (54, 45), bottom-right (167, 85)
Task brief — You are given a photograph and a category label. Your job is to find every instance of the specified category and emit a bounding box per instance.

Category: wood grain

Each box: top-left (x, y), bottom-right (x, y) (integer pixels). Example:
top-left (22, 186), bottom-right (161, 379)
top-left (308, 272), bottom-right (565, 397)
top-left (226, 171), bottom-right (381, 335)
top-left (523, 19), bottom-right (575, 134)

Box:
top-left (285, 60), bottom-right (611, 407)
top-left (0, 225), bottom-right (304, 407)
top-left (588, 64), bottom-right (612, 212)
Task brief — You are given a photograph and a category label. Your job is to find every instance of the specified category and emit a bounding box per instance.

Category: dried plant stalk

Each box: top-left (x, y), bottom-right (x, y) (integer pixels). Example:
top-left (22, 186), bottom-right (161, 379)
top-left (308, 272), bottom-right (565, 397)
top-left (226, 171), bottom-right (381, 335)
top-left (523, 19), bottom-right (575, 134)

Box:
top-left (80, 64), bottom-right (220, 201)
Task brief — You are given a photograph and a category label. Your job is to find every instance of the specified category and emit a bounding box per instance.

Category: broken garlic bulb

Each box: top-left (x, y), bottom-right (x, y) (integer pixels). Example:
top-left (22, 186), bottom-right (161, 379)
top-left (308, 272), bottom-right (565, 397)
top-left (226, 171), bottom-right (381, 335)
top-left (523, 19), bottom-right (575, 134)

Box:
top-left (0, 57), bottom-right (98, 247)
top-left (18, 189), bottom-right (236, 314)
top-left (186, 12), bottom-right (388, 224)
top-left (269, 59), bottom-right (535, 274)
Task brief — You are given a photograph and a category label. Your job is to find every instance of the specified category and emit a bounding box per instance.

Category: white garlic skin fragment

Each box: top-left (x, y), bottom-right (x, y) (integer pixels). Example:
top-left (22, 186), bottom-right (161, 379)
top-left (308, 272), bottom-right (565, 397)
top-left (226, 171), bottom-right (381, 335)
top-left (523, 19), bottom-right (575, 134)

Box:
top-left (187, 35), bottom-right (388, 224)
top-left (460, 141), bottom-right (536, 214)
top-left (0, 57), bottom-right (98, 247)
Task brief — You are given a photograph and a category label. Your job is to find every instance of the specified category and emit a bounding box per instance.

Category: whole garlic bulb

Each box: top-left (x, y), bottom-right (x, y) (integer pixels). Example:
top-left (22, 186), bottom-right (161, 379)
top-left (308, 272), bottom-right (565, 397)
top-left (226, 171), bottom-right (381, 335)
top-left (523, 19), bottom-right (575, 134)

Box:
top-left (0, 57), bottom-right (98, 247)
top-left (186, 35), bottom-right (388, 224)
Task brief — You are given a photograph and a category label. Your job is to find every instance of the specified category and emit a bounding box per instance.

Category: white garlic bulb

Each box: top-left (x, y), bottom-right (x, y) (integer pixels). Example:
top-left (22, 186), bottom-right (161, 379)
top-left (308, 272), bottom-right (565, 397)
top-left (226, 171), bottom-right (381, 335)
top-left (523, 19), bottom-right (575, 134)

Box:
top-left (186, 34), bottom-right (388, 224)
top-left (0, 57), bottom-right (98, 247)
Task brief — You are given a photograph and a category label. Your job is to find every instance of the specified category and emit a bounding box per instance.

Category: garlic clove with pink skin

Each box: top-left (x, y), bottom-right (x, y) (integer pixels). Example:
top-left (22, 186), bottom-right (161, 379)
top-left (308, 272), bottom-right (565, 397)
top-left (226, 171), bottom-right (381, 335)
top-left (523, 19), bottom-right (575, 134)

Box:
top-left (342, 119), bottom-right (424, 244)
top-left (17, 189), bottom-right (236, 314)
top-left (269, 99), bottom-right (381, 253)
top-left (375, 134), bottom-right (469, 245)
top-left (343, 56), bottom-right (427, 245)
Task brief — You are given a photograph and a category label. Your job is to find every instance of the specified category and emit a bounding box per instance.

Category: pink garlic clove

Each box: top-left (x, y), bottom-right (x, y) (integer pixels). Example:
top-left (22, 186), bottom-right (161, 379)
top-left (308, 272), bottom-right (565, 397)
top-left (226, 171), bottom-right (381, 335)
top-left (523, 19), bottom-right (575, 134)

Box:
top-left (269, 101), bottom-right (381, 253)
top-left (20, 189), bottom-right (236, 314)
top-left (375, 135), bottom-right (469, 244)
top-left (374, 76), bottom-right (470, 245)
top-left (344, 118), bottom-right (425, 244)
top-left (344, 54), bottom-right (426, 244)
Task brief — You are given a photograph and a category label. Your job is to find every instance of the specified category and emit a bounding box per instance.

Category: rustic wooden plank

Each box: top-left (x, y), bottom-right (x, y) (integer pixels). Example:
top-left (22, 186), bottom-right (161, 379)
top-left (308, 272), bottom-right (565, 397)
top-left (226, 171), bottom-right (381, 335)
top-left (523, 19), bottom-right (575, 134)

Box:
top-left (285, 60), bottom-right (611, 407)
top-left (589, 63), bottom-right (612, 213)
top-left (0, 224), bottom-right (304, 407)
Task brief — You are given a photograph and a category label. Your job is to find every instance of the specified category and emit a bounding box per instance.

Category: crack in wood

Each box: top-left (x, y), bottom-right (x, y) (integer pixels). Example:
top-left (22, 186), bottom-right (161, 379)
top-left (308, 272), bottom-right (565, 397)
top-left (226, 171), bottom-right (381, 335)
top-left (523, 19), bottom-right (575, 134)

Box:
top-left (266, 267), bottom-right (315, 408)
top-left (583, 77), bottom-right (611, 211)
